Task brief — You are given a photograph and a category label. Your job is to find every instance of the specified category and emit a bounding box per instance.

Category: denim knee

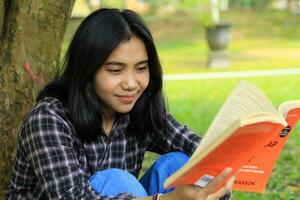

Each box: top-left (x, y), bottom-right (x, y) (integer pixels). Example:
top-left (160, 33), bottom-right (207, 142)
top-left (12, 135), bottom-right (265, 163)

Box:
top-left (139, 152), bottom-right (190, 195)
top-left (89, 168), bottom-right (148, 198)
top-left (154, 151), bottom-right (190, 170)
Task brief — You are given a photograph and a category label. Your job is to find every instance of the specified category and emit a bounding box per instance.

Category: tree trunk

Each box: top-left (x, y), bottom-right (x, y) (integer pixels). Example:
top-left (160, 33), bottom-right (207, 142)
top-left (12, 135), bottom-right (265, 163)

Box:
top-left (0, 1), bottom-right (4, 34)
top-left (0, 0), bottom-right (75, 196)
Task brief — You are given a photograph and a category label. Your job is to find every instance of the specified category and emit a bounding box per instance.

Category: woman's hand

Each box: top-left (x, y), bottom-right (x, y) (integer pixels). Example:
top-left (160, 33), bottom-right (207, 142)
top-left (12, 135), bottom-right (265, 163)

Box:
top-left (161, 167), bottom-right (237, 200)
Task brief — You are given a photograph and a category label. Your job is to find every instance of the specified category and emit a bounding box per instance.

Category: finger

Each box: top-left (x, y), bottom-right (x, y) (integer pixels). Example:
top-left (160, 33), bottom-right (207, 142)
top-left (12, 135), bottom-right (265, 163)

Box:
top-left (204, 167), bottom-right (232, 194)
top-left (224, 172), bottom-right (237, 191)
top-left (207, 186), bottom-right (227, 200)
top-left (207, 177), bottom-right (234, 200)
top-left (207, 189), bottom-right (232, 200)
top-left (207, 169), bottom-right (238, 200)
top-left (207, 179), bottom-right (232, 200)
top-left (192, 184), bottom-right (202, 192)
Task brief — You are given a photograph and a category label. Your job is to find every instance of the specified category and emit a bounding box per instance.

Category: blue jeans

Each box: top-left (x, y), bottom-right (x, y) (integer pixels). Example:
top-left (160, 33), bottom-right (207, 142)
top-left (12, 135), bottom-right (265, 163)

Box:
top-left (89, 152), bottom-right (188, 197)
top-left (89, 152), bottom-right (231, 199)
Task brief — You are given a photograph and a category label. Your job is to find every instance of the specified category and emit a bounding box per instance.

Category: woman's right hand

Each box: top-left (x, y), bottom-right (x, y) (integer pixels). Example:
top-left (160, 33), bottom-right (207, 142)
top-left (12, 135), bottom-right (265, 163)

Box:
top-left (161, 167), bottom-right (236, 200)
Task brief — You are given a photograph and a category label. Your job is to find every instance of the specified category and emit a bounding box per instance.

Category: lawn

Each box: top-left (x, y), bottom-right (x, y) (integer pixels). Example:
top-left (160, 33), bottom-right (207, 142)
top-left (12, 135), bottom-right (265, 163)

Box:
top-left (144, 9), bottom-right (300, 73)
top-left (63, 9), bottom-right (300, 199)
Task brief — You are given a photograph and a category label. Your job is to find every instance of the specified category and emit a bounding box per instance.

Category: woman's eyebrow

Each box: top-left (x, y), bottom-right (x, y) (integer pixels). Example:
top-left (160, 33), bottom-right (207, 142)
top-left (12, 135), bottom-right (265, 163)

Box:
top-left (104, 61), bottom-right (126, 67)
top-left (104, 60), bottom-right (148, 66)
top-left (136, 60), bottom-right (148, 65)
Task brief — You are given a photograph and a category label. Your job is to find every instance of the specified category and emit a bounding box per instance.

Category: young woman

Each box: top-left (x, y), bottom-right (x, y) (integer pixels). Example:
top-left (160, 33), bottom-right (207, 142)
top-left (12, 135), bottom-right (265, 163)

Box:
top-left (5, 8), bottom-right (235, 200)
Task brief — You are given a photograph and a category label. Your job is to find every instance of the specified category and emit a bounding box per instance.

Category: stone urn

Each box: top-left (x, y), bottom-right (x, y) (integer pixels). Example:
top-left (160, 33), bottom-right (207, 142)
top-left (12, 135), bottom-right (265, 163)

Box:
top-left (205, 23), bottom-right (231, 68)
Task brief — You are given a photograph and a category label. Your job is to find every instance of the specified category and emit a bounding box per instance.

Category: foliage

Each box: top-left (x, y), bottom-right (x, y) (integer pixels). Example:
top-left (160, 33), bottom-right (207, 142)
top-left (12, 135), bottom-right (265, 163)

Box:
top-left (146, 0), bottom-right (203, 13)
top-left (100, 0), bottom-right (125, 8)
top-left (229, 0), bottom-right (274, 9)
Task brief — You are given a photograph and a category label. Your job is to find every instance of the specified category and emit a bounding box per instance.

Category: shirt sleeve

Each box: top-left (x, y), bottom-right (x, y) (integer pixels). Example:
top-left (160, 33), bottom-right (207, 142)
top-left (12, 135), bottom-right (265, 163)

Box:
top-left (147, 112), bottom-right (201, 156)
top-left (20, 107), bottom-right (135, 200)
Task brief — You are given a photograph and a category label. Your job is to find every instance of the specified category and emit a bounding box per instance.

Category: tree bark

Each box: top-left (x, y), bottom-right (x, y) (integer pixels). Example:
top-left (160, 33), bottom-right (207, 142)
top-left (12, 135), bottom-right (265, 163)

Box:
top-left (0, 1), bottom-right (4, 35)
top-left (0, 0), bottom-right (75, 196)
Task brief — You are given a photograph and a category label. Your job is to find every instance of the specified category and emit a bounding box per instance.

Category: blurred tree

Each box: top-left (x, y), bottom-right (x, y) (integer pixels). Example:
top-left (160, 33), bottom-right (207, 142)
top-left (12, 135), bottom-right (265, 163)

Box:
top-left (0, 0), bottom-right (74, 196)
top-left (146, 0), bottom-right (163, 13)
top-left (125, 0), bottom-right (149, 13)
top-left (288, 0), bottom-right (300, 13)
top-left (99, 0), bottom-right (126, 9)
top-left (85, 0), bottom-right (102, 11)
top-left (145, 0), bottom-right (200, 13)
top-left (228, 0), bottom-right (274, 9)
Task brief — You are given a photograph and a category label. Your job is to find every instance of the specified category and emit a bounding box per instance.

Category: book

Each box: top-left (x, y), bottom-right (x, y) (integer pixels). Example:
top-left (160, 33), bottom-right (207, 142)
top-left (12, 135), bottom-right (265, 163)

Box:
top-left (164, 80), bottom-right (300, 193)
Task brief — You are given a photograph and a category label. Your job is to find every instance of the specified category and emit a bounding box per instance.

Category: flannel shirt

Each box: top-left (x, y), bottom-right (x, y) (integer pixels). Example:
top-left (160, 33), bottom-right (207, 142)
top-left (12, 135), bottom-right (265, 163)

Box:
top-left (5, 97), bottom-right (201, 200)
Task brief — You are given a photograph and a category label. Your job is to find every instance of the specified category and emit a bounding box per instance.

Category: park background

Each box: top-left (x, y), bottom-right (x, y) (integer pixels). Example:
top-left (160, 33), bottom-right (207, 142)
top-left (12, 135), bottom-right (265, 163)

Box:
top-left (1, 0), bottom-right (300, 199)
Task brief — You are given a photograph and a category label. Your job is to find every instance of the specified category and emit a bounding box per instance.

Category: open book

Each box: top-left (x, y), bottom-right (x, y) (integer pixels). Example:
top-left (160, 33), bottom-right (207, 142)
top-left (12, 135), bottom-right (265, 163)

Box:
top-left (164, 81), bottom-right (300, 193)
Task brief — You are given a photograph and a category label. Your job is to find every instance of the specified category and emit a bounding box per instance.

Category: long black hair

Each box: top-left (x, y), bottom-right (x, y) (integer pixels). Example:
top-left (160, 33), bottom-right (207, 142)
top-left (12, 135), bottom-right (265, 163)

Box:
top-left (38, 8), bottom-right (166, 143)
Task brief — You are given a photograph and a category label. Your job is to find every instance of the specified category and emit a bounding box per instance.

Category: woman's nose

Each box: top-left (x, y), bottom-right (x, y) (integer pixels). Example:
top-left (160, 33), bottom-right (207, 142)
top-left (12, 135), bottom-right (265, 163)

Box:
top-left (121, 73), bottom-right (138, 90)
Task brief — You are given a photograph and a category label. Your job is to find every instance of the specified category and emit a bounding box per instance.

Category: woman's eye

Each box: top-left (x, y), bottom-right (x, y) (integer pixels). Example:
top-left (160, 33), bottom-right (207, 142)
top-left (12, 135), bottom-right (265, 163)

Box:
top-left (107, 69), bottom-right (121, 73)
top-left (137, 66), bottom-right (148, 71)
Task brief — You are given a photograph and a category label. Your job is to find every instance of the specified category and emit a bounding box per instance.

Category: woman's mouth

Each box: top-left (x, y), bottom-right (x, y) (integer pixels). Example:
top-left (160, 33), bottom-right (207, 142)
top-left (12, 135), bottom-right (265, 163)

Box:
top-left (117, 95), bottom-right (135, 104)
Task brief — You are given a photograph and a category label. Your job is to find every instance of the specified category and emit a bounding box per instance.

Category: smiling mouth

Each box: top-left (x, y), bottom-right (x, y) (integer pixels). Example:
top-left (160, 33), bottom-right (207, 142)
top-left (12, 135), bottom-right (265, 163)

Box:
top-left (117, 95), bottom-right (136, 104)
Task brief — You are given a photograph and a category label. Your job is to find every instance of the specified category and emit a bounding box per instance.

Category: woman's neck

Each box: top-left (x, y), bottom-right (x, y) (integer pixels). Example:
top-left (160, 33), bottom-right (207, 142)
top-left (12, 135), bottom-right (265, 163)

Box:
top-left (102, 112), bottom-right (116, 135)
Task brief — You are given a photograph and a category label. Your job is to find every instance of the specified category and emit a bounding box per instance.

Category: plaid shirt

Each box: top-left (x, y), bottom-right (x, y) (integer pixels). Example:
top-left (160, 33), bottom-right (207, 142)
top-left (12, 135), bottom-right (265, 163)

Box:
top-left (5, 97), bottom-right (201, 200)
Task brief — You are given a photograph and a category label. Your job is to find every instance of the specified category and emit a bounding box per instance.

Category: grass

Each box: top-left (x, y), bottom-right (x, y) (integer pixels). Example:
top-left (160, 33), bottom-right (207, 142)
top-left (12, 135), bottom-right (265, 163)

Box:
top-left (143, 10), bottom-right (300, 73)
top-left (63, 9), bottom-right (300, 199)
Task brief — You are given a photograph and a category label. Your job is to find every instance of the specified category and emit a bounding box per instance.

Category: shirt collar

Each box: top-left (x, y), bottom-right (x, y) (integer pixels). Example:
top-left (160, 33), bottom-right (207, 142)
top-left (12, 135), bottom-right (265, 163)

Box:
top-left (106, 113), bottom-right (130, 140)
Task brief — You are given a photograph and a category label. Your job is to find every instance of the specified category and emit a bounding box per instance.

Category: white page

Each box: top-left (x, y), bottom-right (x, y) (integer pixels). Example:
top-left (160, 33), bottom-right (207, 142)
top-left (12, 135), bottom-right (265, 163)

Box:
top-left (279, 100), bottom-right (300, 118)
top-left (192, 81), bottom-right (280, 158)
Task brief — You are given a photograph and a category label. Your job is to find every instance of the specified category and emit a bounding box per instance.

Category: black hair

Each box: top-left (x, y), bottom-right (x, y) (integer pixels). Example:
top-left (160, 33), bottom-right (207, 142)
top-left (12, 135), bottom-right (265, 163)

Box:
top-left (37, 8), bottom-right (166, 143)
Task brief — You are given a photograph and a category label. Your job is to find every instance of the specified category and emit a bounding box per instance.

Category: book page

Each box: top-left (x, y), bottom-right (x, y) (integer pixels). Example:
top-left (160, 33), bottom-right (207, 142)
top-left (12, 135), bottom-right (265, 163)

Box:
top-left (279, 100), bottom-right (300, 118)
top-left (192, 81), bottom-right (280, 159)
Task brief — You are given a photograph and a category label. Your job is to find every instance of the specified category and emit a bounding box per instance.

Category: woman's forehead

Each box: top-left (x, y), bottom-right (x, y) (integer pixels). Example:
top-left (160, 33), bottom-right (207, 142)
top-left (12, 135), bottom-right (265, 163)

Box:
top-left (106, 36), bottom-right (148, 63)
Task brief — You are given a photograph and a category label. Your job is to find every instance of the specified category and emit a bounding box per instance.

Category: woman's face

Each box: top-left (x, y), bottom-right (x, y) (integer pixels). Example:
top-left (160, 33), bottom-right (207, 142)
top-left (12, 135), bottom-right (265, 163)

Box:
top-left (94, 36), bottom-right (150, 117)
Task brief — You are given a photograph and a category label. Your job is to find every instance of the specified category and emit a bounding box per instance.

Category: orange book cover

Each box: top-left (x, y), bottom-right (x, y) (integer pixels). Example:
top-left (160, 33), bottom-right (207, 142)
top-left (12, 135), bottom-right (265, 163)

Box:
top-left (164, 81), bottom-right (300, 193)
top-left (233, 108), bottom-right (300, 192)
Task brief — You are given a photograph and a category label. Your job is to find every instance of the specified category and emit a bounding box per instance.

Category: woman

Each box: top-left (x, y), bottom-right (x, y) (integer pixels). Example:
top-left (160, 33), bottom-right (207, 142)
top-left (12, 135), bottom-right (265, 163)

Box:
top-left (5, 8), bottom-right (234, 200)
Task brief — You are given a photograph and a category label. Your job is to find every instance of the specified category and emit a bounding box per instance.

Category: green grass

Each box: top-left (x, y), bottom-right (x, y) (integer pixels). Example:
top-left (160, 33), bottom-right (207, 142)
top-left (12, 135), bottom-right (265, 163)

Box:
top-left (143, 10), bottom-right (300, 73)
top-left (63, 9), bottom-right (300, 199)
